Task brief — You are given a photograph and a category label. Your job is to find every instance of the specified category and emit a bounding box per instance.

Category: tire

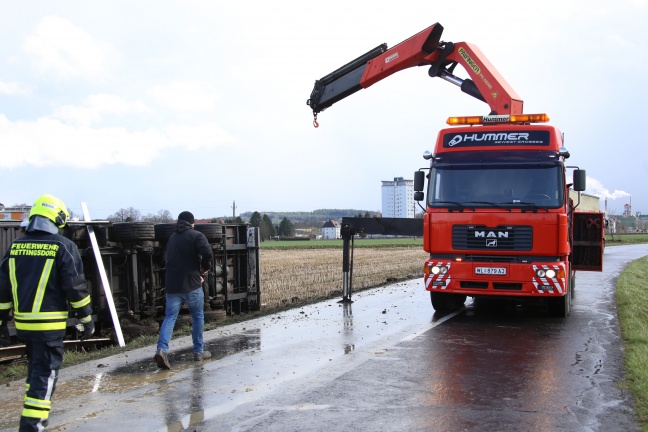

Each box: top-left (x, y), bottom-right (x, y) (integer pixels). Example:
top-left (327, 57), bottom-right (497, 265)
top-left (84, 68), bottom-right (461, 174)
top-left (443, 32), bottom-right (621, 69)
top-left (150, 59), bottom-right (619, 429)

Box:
top-left (154, 223), bottom-right (176, 242)
top-left (548, 284), bottom-right (571, 317)
top-left (430, 292), bottom-right (466, 312)
top-left (570, 268), bottom-right (576, 299)
top-left (109, 222), bottom-right (155, 242)
top-left (195, 224), bottom-right (223, 242)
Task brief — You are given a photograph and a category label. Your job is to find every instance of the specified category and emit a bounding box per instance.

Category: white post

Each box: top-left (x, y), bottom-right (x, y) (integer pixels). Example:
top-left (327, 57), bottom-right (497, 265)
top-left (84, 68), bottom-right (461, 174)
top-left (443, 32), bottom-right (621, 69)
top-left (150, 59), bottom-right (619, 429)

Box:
top-left (81, 202), bottom-right (125, 347)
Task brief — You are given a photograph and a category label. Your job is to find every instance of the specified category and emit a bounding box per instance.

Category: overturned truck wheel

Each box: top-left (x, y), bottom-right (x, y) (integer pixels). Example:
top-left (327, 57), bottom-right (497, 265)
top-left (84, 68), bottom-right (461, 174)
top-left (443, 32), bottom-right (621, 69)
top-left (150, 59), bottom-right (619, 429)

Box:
top-left (109, 222), bottom-right (155, 242)
top-left (194, 224), bottom-right (224, 242)
top-left (154, 223), bottom-right (177, 243)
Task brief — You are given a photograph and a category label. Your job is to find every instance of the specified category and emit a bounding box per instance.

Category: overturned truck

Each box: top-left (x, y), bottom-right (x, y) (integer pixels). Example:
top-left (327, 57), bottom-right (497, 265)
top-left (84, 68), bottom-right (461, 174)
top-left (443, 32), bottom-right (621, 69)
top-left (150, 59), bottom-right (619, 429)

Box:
top-left (0, 220), bottom-right (260, 344)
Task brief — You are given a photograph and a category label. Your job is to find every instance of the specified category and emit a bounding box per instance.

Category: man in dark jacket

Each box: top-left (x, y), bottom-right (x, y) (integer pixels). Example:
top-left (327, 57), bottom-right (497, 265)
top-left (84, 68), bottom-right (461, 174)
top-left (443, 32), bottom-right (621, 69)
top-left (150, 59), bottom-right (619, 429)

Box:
top-left (0, 194), bottom-right (94, 431)
top-left (154, 211), bottom-right (213, 369)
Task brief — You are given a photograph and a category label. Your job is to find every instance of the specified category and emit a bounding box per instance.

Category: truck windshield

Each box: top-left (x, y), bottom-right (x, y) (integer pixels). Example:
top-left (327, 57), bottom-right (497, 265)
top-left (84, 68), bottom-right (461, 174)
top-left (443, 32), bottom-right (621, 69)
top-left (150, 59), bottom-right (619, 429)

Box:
top-left (428, 162), bottom-right (564, 209)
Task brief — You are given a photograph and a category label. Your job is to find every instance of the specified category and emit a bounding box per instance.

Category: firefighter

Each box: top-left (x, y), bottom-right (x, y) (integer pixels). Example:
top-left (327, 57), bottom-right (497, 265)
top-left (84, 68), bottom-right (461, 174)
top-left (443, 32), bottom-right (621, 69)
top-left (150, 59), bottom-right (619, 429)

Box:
top-left (0, 194), bottom-right (94, 432)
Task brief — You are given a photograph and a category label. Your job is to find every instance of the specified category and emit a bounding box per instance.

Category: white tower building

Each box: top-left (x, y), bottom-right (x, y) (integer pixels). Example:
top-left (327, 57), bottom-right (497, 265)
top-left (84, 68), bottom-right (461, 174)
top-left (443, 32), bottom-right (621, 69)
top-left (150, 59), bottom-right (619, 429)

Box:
top-left (381, 177), bottom-right (415, 218)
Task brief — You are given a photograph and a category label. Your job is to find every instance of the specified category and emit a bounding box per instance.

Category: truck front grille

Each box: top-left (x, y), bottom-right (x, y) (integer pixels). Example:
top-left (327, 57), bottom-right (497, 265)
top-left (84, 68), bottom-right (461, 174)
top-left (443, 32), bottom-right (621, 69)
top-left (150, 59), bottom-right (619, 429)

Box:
top-left (452, 225), bottom-right (533, 251)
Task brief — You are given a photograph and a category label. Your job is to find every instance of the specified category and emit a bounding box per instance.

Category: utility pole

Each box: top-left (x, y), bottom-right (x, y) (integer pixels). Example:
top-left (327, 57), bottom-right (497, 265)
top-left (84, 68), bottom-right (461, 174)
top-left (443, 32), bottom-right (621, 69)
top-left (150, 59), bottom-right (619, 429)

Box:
top-left (232, 200), bottom-right (236, 221)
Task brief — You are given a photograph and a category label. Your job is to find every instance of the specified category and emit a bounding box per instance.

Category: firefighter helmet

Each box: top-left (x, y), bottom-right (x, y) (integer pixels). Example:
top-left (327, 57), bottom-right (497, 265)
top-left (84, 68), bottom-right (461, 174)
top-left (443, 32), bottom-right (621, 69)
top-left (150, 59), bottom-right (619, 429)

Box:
top-left (29, 194), bottom-right (70, 228)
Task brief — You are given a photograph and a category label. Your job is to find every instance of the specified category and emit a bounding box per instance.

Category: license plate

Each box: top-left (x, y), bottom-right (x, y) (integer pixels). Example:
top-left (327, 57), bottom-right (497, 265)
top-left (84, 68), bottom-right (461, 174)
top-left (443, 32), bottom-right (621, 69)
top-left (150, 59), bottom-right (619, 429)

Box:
top-left (475, 267), bottom-right (506, 275)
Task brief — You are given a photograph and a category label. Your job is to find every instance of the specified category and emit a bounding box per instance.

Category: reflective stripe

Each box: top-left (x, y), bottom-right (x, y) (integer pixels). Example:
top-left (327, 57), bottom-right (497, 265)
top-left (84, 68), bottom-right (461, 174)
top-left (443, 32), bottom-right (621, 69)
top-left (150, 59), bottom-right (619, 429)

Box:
top-left (0, 301), bottom-right (12, 310)
top-left (8, 258), bottom-right (18, 310)
top-left (79, 315), bottom-right (92, 324)
top-left (24, 397), bottom-right (51, 409)
top-left (70, 295), bottom-right (91, 309)
top-left (15, 321), bottom-right (67, 331)
top-left (14, 311), bottom-right (68, 320)
top-left (32, 259), bottom-right (54, 313)
top-left (21, 408), bottom-right (50, 419)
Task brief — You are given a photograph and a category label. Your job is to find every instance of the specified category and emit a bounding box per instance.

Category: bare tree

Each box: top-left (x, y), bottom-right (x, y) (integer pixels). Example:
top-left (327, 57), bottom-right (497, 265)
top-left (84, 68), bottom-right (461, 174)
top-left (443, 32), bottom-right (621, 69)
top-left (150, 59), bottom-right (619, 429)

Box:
top-left (142, 209), bottom-right (174, 223)
top-left (107, 207), bottom-right (142, 223)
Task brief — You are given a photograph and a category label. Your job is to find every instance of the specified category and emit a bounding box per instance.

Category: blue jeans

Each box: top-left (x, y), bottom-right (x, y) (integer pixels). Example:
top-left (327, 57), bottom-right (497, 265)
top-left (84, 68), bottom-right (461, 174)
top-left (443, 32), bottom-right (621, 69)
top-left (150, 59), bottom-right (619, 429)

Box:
top-left (157, 287), bottom-right (205, 354)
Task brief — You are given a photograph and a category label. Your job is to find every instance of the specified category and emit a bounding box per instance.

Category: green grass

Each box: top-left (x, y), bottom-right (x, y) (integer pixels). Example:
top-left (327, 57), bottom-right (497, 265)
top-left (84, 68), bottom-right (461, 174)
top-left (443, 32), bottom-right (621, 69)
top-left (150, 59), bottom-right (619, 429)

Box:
top-left (617, 255), bottom-right (648, 430)
top-left (607, 233), bottom-right (648, 246)
top-left (260, 237), bottom-right (423, 249)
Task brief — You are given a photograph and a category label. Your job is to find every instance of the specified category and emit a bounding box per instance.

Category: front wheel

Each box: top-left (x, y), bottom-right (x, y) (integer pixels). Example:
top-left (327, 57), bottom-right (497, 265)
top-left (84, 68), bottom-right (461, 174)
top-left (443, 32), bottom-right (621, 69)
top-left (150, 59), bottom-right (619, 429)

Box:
top-left (430, 292), bottom-right (466, 312)
top-left (548, 283), bottom-right (571, 317)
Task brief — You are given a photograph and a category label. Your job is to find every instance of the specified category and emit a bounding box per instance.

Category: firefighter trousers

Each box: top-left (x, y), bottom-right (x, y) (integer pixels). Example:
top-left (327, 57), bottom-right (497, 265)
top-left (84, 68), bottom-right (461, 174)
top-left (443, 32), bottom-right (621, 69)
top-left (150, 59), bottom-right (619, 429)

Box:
top-left (17, 330), bottom-right (64, 432)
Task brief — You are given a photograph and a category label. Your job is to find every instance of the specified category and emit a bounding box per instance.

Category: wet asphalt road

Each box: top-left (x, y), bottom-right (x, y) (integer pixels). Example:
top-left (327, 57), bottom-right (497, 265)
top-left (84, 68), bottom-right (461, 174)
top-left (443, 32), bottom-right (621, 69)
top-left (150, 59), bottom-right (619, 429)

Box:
top-left (0, 244), bottom-right (646, 432)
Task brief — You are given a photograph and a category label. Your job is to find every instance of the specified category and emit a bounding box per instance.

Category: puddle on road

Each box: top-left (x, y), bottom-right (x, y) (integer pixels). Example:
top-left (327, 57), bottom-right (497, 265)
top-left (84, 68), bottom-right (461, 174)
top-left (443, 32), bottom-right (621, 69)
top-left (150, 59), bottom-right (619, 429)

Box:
top-left (93, 329), bottom-right (261, 393)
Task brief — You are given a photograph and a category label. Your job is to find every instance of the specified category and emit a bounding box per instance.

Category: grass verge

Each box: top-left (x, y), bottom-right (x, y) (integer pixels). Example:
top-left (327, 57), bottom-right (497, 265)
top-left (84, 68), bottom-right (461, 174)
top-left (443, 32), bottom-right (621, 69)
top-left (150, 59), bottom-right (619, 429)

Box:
top-left (617, 255), bottom-right (648, 430)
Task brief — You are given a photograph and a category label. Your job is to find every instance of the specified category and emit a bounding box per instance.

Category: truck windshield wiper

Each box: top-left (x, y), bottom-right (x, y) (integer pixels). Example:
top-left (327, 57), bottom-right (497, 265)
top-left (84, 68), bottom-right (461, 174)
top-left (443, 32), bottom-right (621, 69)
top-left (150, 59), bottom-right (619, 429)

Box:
top-left (511, 201), bottom-right (550, 212)
top-left (463, 201), bottom-right (512, 212)
top-left (431, 201), bottom-right (474, 212)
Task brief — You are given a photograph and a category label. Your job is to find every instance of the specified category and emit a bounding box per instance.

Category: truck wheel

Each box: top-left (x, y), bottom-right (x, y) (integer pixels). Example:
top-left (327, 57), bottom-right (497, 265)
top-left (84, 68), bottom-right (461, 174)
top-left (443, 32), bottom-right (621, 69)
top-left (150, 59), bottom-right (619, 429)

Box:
top-left (430, 292), bottom-right (466, 312)
top-left (570, 269), bottom-right (576, 299)
top-left (109, 222), bottom-right (155, 242)
top-left (548, 285), bottom-right (571, 317)
top-left (194, 224), bottom-right (223, 242)
top-left (154, 223), bottom-right (176, 242)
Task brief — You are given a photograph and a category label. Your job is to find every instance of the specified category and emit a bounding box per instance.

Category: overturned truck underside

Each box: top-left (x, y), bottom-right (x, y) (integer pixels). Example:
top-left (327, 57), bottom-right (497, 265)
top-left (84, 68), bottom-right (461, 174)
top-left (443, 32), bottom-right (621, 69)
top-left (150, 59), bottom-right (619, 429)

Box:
top-left (0, 221), bottom-right (260, 344)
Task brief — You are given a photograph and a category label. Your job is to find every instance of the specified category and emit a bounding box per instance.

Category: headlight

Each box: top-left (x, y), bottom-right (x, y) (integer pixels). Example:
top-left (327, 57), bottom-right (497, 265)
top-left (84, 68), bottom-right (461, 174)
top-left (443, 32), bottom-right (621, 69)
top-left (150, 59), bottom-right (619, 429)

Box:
top-left (431, 265), bottom-right (448, 275)
top-left (536, 268), bottom-right (558, 278)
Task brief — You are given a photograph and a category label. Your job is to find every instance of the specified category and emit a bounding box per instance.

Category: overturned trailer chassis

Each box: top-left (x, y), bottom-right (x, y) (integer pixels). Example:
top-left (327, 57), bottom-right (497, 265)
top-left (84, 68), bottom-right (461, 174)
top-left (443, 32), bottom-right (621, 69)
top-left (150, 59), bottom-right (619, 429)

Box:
top-left (0, 221), bottom-right (260, 341)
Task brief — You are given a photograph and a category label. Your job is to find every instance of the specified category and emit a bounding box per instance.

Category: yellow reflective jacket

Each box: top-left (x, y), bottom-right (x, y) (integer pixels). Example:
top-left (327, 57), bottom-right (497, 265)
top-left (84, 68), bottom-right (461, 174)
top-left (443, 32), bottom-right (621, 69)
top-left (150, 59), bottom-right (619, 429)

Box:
top-left (0, 229), bottom-right (92, 332)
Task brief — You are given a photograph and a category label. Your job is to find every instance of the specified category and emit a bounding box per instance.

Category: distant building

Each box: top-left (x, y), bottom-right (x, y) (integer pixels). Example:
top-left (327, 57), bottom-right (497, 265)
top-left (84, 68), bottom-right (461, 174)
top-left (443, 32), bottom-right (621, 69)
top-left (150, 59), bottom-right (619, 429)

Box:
top-left (0, 205), bottom-right (30, 222)
top-left (381, 177), bottom-right (414, 218)
top-left (321, 219), bottom-right (341, 239)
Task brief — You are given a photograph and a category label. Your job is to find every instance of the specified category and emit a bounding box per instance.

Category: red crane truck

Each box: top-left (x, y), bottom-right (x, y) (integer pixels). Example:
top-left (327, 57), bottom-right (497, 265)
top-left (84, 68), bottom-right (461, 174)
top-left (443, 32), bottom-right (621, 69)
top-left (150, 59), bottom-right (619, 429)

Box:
top-left (308, 23), bottom-right (604, 316)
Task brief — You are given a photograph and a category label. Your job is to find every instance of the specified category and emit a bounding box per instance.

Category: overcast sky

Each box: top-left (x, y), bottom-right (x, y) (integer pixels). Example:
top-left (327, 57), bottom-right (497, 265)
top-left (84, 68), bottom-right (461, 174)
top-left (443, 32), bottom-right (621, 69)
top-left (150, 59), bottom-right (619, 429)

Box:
top-left (0, 1), bottom-right (645, 219)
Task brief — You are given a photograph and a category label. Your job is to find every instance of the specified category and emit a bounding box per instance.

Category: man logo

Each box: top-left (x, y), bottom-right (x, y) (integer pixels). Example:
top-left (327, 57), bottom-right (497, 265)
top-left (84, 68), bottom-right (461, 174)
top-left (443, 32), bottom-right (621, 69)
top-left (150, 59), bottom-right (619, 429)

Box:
top-left (486, 239), bottom-right (497, 247)
top-left (474, 231), bottom-right (509, 238)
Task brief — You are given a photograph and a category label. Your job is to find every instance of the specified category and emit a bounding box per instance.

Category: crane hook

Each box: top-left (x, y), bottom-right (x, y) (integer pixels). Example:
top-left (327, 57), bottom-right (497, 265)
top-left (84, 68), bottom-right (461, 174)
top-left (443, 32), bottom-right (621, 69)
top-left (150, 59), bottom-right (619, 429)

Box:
top-left (313, 112), bottom-right (319, 128)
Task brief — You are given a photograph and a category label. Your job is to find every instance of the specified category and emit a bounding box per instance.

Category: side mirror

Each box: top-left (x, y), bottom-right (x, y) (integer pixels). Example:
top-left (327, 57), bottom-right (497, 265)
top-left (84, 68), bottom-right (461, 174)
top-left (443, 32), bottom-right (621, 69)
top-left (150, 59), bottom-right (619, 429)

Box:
top-left (573, 169), bottom-right (586, 191)
top-left (414, 170), bottom-right (425, 192)
top-left (414, 191), bottom-right (424, 202)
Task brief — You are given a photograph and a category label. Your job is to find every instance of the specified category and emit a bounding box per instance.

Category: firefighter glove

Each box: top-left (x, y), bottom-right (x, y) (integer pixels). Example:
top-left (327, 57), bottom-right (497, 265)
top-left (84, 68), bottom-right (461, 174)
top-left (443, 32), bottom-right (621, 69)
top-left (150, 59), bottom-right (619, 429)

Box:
top-left (78, 317), bottom-right (95, 341)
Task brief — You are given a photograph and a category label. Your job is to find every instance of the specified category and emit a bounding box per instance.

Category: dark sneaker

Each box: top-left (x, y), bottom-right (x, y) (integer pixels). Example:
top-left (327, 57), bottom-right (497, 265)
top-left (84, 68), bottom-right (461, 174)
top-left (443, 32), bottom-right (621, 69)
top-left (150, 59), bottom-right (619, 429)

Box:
top-left (194, 351), bottom-right (212, 361)
top-left (154, 349), bottom-right (171, 369)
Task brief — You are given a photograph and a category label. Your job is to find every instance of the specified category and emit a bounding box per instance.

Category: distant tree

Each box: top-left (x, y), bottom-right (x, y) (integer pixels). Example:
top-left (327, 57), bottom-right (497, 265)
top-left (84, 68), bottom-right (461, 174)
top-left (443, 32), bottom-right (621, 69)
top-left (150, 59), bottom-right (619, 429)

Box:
top-left (364, 212), bottom-right (371, 218)
top-left (158, 209), bottom-right (174, 222)
top-left (107, 207), bottom-right (142, 223)
top-left (142, 209), bottom-right (174, 223)
top-left (223, 216), bottom-right (244, 224)
top-left (277, 217), bottom-right (295, 237)
top-left (260, 214), bottom-right (275, 241)
top-left (249, 211), bottom-right (262, 228)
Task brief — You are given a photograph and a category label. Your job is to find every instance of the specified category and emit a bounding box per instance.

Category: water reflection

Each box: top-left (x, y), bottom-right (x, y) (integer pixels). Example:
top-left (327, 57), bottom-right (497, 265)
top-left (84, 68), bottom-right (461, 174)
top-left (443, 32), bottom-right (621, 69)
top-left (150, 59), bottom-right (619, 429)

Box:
top-left (164, 365), bottom-right (205, 432)
top-left (341, 303), bottom-right (354, 354)
top-left (418, 301), bottom-right (566, 431)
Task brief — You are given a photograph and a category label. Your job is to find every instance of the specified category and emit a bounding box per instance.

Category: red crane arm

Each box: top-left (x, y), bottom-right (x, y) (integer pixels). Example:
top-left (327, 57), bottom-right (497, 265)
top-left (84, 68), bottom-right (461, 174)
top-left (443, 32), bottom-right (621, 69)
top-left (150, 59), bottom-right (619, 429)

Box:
top-left (307, 23), bottom-right (523, 119)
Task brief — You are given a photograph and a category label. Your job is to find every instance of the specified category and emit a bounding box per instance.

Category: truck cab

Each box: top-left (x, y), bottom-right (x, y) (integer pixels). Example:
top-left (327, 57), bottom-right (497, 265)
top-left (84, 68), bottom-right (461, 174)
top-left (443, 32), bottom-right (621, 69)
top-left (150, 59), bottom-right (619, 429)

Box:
top-left (414, 114), bottom-right (602, 316)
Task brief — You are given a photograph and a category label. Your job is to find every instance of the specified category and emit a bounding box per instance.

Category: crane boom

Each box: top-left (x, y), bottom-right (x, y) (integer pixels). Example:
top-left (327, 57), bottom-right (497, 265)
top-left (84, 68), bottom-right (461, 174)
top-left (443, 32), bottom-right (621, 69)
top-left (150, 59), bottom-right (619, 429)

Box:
top-left (307, 23), bottom-right (523, 119)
